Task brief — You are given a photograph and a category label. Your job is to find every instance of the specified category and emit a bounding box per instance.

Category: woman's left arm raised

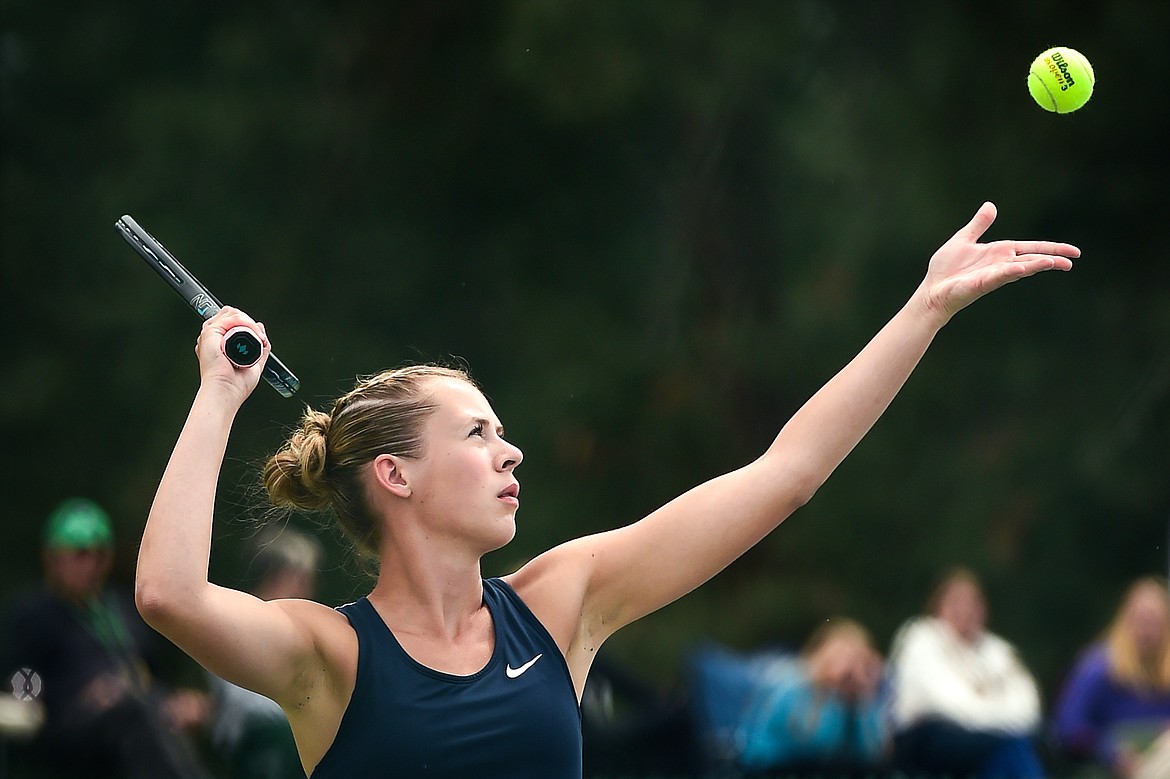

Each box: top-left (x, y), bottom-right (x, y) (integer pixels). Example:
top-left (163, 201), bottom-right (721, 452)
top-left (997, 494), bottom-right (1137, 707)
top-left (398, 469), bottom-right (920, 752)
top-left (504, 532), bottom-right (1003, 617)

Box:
top-left (512, 202), bottom-right (1077, 673)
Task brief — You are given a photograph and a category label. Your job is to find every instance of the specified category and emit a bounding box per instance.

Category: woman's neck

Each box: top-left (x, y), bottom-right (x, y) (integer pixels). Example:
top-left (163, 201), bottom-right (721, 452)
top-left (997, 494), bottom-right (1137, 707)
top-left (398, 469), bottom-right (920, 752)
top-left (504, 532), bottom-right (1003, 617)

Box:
top-left (368, 544), bottom-right (486, 640)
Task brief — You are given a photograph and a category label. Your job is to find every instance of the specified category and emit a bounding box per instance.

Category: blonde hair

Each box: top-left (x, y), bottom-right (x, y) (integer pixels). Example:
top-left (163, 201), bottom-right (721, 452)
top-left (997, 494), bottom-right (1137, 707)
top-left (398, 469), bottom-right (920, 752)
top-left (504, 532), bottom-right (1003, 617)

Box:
top-left (1105, 576), bottom-right (1170, 692)
top-left (263, 365), bottom-right (476, 559)
top-left (802, 617), bottom-right (874, 658)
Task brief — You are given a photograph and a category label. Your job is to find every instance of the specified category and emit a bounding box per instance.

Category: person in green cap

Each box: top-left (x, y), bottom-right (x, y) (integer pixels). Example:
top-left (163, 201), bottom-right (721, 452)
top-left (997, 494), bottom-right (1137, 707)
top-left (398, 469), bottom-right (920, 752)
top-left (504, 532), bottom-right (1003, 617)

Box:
top-left (1, 498), bottom-right (211, 779)
top-left (41, 497), bottom-right (117, 603)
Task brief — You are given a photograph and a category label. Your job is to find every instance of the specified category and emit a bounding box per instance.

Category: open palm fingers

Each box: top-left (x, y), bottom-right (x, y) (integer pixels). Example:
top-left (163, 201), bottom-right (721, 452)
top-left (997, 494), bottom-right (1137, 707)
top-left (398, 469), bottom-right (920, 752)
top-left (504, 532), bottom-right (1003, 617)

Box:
top-left (983, 244), bottom-right (1074, 288)
top-left (1010, 239), bottom-right (1080, 268)
top-left (939, 245), bottom-right (1074, 311)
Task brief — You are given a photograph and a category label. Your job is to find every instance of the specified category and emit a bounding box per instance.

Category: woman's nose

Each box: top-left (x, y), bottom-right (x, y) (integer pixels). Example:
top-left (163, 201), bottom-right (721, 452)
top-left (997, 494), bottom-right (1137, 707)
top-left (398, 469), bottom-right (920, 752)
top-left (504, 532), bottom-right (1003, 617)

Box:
top-left (499, 441), bottom-right (523, 471)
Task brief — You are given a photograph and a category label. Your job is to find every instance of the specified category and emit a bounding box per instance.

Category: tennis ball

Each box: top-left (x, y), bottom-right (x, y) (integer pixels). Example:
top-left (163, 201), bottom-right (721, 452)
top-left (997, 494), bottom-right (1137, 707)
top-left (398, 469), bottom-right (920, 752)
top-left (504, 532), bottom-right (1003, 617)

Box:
top-left (1028, 46), bottom-right (1094, 114)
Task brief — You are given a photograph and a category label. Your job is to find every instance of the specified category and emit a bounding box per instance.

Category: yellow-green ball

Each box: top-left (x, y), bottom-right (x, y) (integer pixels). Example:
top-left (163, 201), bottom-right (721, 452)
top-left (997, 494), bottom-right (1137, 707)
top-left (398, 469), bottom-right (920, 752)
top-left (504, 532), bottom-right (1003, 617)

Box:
top-left (1028, 46), bottom-right (1094, 114)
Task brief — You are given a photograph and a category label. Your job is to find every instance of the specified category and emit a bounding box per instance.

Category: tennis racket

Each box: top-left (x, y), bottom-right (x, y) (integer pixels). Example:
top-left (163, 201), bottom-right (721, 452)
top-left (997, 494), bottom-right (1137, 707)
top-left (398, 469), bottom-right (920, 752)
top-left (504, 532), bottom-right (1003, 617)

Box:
top-left (115, 215), bottom-right (300, 398)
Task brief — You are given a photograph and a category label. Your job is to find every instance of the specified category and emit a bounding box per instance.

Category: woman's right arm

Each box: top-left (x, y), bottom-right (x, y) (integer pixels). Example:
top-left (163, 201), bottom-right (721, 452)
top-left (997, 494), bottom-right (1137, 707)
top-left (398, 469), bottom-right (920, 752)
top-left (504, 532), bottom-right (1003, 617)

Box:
top-left (134, 308), bottom-right (343, 708)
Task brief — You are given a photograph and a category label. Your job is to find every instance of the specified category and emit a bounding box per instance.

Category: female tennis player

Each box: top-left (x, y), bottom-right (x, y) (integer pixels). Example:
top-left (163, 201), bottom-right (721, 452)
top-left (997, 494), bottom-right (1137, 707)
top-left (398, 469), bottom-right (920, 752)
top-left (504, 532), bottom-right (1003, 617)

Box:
top-left (135, 202), bottom-right (1077, 778)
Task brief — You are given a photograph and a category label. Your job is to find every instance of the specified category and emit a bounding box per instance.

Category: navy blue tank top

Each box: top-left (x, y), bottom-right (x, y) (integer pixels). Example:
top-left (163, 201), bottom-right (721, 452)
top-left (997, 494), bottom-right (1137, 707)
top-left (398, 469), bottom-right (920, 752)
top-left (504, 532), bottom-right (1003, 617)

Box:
top-left (310, 578), bottom-right (582, 778)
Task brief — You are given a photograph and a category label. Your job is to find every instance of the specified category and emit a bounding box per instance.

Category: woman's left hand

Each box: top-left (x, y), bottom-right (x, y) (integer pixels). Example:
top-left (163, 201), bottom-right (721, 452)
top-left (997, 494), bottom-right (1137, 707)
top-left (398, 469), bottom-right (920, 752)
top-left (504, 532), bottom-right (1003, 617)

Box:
top-left (917, 201), bottom-right (1078, 322)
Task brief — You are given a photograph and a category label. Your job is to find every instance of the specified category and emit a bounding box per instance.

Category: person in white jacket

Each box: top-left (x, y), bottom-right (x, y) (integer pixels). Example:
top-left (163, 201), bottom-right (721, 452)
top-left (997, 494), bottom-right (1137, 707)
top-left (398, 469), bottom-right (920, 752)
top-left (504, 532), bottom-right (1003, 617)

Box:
top-left (888, 568), bottom-right (1045, 778)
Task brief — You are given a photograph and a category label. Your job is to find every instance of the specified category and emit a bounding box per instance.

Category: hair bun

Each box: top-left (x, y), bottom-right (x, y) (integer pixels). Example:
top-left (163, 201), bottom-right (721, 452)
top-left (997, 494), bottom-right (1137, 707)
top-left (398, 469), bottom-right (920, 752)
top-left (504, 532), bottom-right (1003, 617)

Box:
top-left (264, 408), bottom-right (334, 512)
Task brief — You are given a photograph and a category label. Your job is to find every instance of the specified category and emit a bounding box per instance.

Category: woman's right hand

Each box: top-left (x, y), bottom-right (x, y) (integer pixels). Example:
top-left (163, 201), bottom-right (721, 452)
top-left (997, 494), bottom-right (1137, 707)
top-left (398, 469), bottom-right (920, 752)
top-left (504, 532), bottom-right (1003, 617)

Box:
top-left (194, 306), bottom-right (270, 406)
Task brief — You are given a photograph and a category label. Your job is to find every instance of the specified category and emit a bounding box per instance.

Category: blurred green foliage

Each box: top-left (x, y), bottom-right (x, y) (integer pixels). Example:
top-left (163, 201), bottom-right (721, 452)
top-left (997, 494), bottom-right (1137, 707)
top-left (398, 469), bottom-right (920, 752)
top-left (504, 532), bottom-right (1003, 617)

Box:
top-left (4, 0), bottom-right (1170, 705)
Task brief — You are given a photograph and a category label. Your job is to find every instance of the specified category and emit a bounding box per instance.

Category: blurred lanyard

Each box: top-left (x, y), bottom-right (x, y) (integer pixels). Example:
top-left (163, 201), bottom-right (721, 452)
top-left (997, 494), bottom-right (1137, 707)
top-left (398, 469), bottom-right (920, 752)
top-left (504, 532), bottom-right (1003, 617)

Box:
top-left (81, 595), bottom-right (150, 690)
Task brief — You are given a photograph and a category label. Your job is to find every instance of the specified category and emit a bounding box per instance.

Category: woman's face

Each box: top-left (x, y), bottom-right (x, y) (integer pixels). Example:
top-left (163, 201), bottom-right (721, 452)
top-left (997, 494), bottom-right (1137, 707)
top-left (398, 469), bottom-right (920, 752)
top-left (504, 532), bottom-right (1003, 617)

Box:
top-left (1124, 584), bottom-right (1170, 659)
top-left (808, 632), bottom-right (882, 700)
top-left (402, 377), bottom-right (524, 551)
top-left (937, 578), bottom-right (987, 642)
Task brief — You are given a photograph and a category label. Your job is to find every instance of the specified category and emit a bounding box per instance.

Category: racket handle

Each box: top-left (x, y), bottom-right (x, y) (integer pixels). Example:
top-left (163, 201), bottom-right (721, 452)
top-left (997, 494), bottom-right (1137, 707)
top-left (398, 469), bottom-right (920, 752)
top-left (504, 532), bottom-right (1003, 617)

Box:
top-left (222, 326), bottom-right (263, 368)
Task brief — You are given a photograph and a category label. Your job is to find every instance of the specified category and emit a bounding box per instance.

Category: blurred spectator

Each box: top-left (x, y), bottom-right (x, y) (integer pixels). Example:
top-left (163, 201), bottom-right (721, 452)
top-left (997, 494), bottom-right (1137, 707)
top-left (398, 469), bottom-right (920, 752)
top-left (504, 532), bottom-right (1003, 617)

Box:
top-left (207, 526), bottom-right (324, 779)
top-left (888, 567), bottom-right (1044, 779)
top-left (735, 617), bottom-right (890, 777)
top-left (1053, 576), bottom-right (1170, 779)
top-left (687, 641), bottom-right (786, 773)
top-left (0, 498), bottom-right (210, 778)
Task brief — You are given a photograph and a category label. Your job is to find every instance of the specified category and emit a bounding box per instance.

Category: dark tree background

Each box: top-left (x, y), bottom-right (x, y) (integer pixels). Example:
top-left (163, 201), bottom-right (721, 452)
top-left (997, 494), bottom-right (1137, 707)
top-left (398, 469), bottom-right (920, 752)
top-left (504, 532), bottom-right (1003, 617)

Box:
top-left (4, 0), bottom-right (1170, 708)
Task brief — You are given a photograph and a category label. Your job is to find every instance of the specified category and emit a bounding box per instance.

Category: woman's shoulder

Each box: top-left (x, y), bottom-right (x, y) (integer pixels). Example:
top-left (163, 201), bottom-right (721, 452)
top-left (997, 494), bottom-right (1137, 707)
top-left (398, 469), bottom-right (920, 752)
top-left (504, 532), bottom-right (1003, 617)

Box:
top-left (889, 616), bottom-right (942, 654)
top-left (501, 544), bottom-right (592, 635)
top-left (275, 597), bottom-right (360, 661)
top-left (975, 628), bottom-right (1023, 657)
top-left (1068, 641), bottom-right (1112, 676)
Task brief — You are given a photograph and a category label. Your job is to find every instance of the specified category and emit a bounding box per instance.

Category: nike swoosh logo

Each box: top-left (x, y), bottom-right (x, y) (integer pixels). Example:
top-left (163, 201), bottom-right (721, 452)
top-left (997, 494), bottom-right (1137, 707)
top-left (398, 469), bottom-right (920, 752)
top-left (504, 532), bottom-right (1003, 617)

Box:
top-left (506, 654), bottom-right (543, 678)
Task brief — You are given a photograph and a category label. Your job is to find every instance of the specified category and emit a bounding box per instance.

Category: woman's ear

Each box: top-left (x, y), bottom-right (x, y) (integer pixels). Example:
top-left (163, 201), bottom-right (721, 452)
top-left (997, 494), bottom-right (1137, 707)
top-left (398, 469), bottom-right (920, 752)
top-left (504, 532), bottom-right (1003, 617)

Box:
top-left (372, 454), bottom-right (412, 499)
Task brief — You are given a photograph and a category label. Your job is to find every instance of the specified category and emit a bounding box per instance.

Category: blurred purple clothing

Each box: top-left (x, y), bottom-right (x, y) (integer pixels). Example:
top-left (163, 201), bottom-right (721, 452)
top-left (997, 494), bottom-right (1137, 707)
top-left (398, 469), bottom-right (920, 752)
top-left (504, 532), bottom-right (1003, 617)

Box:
top-left (1053, 644), bottom-right (1170, 769)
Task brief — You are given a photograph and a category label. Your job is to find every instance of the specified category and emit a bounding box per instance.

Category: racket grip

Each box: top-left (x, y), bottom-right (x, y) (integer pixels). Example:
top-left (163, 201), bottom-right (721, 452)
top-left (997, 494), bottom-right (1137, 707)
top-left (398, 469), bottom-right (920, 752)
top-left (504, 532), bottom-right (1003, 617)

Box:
top-left (222, 326), bottom-right (263, 368)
